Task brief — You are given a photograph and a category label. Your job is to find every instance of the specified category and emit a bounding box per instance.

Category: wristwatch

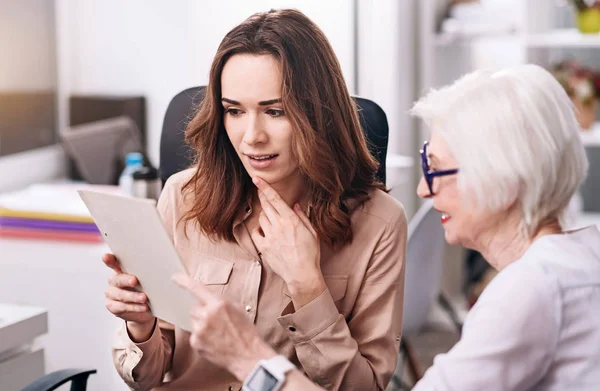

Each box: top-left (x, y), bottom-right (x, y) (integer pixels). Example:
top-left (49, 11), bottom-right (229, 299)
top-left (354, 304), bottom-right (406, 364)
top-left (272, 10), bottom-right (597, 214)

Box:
top-left (242, 355), bottom-right (296, 391)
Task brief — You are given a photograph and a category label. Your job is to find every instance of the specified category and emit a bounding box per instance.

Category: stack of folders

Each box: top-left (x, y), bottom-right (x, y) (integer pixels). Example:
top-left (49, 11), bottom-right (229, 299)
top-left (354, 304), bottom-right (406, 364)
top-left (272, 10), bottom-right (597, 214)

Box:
top-left (0, 183), bottom-right (119, 243)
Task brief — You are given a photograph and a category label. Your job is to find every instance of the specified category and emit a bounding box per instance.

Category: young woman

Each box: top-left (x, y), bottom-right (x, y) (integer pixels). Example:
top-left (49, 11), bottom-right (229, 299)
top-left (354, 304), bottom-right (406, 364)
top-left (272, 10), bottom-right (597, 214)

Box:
top-left (103, 9), bottom-right (406, 391)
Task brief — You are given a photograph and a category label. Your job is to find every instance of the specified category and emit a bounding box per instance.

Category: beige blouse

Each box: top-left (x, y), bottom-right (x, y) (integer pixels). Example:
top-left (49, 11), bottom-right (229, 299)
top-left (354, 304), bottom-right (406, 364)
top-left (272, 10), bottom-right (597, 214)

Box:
top-left (112, 169), bottom-right (407, 390)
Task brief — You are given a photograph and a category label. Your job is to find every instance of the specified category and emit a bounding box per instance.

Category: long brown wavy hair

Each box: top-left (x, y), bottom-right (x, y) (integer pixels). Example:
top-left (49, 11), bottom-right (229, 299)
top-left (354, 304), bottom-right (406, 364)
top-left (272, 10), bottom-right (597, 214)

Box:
top-left (182, 9), bottom-right (384, 249)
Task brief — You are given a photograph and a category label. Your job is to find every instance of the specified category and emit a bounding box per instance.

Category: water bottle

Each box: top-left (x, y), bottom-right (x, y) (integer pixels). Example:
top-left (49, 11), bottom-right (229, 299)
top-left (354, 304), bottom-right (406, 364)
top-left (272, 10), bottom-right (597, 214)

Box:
top-left (119, 152), bottom-right (144, 196)
top-left (132, 164), bottom-right (162, 201)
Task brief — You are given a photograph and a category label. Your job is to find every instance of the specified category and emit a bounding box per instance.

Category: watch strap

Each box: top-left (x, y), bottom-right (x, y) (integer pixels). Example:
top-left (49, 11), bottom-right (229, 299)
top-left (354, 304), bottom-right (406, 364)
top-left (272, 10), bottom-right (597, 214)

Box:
top-left (260, 355), bottom-right (295, 379)
top-left (242, 355), bottom-right (295, 391)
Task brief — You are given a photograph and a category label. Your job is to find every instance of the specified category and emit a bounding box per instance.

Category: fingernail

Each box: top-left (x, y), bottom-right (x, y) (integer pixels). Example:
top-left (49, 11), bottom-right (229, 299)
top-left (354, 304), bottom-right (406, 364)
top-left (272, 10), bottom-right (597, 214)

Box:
top-left (252, 177), bottom-right (260, 185)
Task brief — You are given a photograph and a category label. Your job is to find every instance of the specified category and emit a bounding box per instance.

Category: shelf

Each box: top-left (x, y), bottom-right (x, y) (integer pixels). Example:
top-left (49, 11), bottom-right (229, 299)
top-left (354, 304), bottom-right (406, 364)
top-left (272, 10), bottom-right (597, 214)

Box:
top-left (580, 123), bottom-right (600, 147)
top-left (435, 22), bottom-right (517, 46)
top-left (526, 28), bottom-right (600, 48)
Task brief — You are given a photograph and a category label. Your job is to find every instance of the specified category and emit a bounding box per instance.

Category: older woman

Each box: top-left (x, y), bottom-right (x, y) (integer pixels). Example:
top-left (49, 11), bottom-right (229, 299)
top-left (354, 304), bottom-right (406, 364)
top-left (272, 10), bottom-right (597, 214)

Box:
top-left (410, 64), bottom-right (599, 390)
top-left (175, 63), bottom-right (600, 391)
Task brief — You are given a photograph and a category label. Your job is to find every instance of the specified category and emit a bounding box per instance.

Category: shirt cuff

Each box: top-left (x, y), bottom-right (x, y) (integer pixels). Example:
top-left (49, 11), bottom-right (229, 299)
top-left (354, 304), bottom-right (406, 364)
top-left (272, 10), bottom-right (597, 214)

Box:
top-left (127, 318), bottom-right (162, 355)
top-left (277, 288), bottom-right (341, 343)
top-left (116, 319), bottom-right (161, 385)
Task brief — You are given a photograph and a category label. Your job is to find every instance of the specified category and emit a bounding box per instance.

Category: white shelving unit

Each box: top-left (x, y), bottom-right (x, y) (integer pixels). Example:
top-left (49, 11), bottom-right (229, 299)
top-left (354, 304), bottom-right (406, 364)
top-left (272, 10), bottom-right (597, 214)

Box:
top-left (526, 28), bottom-right (600, 48)
top-left (523, 2), bottom-right (600, 65)
top-left (417, 0), bottom-right (600, 216)
top-left (523, 1), bottom-right (600, 145)
top-left (522, 0), bottom-right (600, 214)
top-left (435, 23), bottom-right (517, 47)
top-left (417, 0), bottom-right (521, 141)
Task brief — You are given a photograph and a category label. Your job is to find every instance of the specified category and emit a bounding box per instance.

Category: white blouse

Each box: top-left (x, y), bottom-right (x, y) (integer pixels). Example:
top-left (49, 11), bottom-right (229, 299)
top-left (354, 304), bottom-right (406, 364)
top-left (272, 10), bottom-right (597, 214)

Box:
top-left (413, 226), bottom-right (600, 391)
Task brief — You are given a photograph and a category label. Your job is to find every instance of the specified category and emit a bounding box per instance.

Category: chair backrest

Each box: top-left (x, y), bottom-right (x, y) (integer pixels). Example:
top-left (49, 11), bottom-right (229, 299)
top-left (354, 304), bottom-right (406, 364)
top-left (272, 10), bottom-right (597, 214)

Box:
top-left (402, 199), bottom-right (446, 335)
top-left (159, 86), bottom-right (389, 185)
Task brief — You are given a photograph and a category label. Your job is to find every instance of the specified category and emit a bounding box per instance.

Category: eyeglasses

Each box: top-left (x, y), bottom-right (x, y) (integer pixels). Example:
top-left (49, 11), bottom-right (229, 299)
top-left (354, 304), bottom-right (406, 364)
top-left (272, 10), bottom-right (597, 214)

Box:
top-left (420, 141), bottom-right (459, 196)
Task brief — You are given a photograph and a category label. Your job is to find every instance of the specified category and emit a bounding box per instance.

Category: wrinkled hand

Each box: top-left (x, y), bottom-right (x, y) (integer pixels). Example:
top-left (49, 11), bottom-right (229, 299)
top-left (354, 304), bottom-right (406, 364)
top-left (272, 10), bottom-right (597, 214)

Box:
top-left (172, 274), bottom-right (276, 381)
top-left (250, 177), bottom-right (326, 308)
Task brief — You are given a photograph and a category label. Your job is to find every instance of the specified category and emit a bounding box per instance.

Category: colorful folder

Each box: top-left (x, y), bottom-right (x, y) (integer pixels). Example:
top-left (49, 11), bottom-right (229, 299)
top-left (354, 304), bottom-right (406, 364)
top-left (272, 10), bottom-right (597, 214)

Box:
top-left (0, 183), bottom-right (120, 243)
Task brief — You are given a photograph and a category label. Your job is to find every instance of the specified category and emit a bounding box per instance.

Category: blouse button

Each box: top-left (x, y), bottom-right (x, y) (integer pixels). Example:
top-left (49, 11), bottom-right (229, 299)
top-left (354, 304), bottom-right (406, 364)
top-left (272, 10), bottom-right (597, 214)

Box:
top-left (245, 305), bottom-right (252, 313)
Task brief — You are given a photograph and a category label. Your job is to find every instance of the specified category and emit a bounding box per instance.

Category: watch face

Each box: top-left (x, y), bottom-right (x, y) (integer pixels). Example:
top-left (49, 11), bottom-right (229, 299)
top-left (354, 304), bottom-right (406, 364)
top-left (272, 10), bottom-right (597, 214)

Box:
top-left (247, 367), bottom-right (279, 391)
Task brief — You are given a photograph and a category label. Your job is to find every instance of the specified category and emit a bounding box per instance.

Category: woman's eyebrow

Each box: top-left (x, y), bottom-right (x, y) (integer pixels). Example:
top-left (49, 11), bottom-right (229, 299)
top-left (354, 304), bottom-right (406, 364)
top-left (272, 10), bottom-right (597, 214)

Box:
top-left (221, 97), bottom-right (240, 105)
top-left (258, 98), bottom-right (281, 106)
top-left (221, 98), bottom-right (282, 106)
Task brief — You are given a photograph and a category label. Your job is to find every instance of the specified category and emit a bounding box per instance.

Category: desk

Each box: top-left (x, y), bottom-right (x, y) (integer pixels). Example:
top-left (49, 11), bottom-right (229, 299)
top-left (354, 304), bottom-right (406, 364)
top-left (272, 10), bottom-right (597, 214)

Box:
top-left (0, 304), bottom-right (47, 391)
top-left (0, 238), bottom-right (128, 391)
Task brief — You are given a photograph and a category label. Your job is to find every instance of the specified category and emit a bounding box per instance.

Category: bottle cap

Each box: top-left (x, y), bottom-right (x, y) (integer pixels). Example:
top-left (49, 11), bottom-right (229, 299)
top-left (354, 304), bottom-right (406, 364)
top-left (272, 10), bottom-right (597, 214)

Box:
top-left (125, 152), bottom-right (144, 166)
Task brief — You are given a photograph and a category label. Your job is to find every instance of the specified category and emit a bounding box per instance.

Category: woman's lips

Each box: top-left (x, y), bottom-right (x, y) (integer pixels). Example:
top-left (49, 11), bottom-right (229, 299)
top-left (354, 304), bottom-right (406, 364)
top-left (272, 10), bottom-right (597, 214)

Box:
top-left (246, 154), bottom-right (278, 170)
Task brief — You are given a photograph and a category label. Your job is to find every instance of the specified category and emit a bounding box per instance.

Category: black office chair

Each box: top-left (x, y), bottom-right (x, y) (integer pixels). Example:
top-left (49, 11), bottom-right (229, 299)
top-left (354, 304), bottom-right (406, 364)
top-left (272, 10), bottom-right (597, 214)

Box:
top-left (159, 86), bottom-right (389, 185)
top-left (21, 369), bottom-right (97, 391)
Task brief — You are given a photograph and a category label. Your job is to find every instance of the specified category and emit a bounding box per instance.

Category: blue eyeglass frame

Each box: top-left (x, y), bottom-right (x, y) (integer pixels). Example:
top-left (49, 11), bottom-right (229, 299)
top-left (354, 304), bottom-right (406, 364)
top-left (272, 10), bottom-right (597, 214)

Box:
top-left (420, 141), bottom-right (459, 196)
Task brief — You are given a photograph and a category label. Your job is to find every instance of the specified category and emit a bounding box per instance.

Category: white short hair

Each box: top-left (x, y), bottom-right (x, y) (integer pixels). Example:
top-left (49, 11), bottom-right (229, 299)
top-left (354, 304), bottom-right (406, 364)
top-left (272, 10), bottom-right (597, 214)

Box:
top-left (411, 64), bottom-right (589, 237)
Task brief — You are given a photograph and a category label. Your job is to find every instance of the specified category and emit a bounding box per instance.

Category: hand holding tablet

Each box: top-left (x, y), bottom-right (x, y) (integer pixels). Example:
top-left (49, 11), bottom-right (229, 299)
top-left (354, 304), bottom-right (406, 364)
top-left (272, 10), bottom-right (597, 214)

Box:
top-left (78, 189), bottom-right (195, 331)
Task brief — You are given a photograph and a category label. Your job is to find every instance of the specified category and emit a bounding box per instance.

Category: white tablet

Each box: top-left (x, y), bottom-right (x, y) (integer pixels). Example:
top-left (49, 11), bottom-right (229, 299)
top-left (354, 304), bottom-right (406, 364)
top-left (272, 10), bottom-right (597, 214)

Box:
top-left (78, 189), bottom-right (193, 331)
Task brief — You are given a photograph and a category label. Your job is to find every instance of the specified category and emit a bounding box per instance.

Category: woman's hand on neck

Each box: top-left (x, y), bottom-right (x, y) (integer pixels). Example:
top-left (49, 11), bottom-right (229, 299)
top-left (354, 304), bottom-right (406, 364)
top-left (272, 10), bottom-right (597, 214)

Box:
top-left (252, 171), bottom-right (307, 210)
top-left (248, 176), bottom-right (325, 310)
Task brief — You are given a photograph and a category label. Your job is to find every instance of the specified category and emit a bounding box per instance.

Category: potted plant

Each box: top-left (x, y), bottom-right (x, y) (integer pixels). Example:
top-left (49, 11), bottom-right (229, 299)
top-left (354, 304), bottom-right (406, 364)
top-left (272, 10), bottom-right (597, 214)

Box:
top-left (551, 60), bottom-right (600, 130)
top-left (569, 0), bottom-right (600, 33)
